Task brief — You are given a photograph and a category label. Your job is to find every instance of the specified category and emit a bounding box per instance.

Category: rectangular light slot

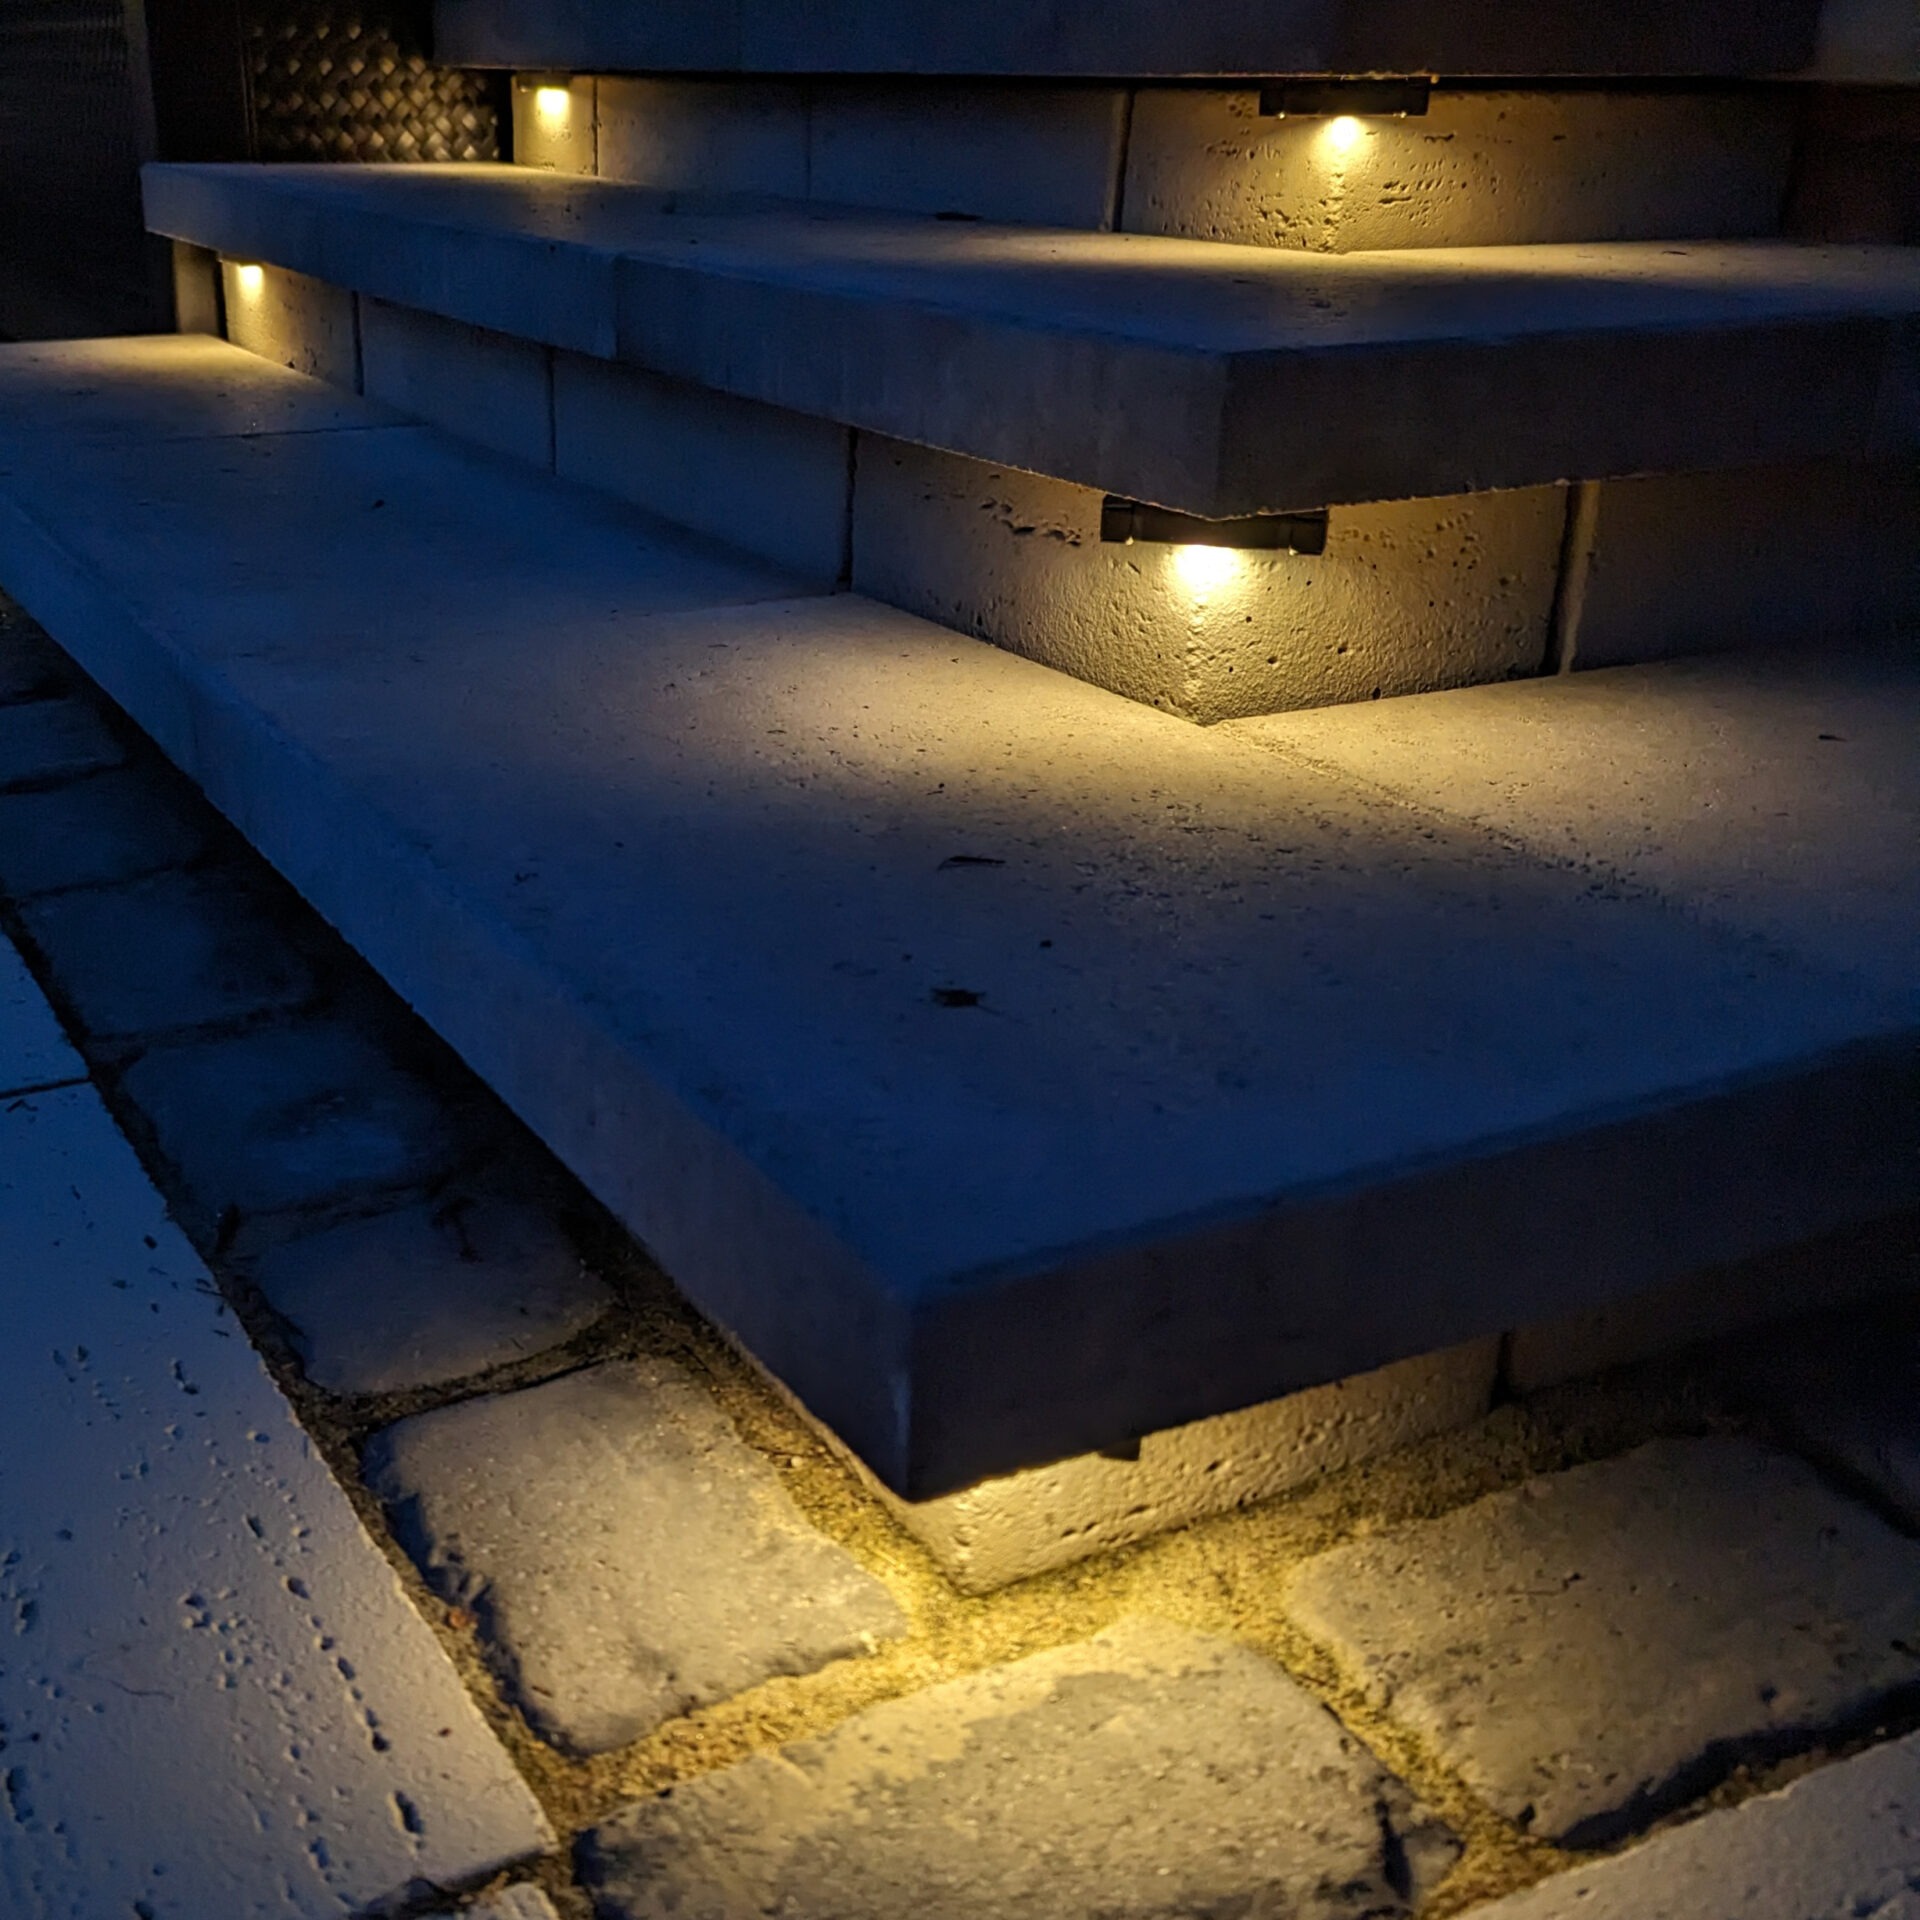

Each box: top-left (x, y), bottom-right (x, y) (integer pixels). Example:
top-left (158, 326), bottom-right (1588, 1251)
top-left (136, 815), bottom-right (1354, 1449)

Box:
top-left (1100, 497), bottom-right (1330, 555)
top-left (1259, 80), bottom-right (1433, 119)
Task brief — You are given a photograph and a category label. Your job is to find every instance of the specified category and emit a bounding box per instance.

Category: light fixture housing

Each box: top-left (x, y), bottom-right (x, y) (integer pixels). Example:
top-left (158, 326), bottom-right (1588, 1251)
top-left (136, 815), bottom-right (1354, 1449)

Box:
top-left (1259, 79), bottom-right (1432, 119)
top-left (1100, 498), bottom-right (1329, 556)
top-left (516, 70), bottom-right (573, 91)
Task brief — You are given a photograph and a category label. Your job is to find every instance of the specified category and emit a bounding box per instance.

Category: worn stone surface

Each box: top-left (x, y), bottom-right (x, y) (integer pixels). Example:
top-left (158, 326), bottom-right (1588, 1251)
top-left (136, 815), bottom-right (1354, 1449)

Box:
top-left (1470, 1725), bottom-right (1920, 1919)
top-left (852, 436), bottom-right (1562, 719)
top-left (429, 1891), bottom-right (560, 1920)
top-left (1287, 1437), bottom-right (1920, 1846)
top-left (253, 1197), bottom-right (614, 1396)
top-left (582, 1616), bottom-right (1459, 1920)
top-left (365, 1358), bottom-right (907, 1753)
top-left (595, 76), bottom-right (805, 196)
top-left (121, 1020), bottom-right (462, 1231)
top-left (20, 868), bottom-right (315, 1040)
top-left (0, 929), bottom-right (84, 1095)
top-left (359, 298), bottom-right (554, 469)
top-left (0, 698), bottom-right (123, 789)
top-left (1124, 89), bottom-right (1795, 253)
top-left (510, 73), bottom-right (597, 175)
top-left (222, 260), bottom-right (360, 390)
top-left (0, 1078), bottom-right (551, 1919)
top-left (0, 767), bottom-right (209, 898)
top-left (877, 1340), bottom-right (1498, 1593)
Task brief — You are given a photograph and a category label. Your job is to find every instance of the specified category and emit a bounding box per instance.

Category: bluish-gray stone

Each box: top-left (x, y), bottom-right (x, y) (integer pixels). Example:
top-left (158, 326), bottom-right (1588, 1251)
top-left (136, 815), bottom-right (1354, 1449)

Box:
top-left (0, 768), bottom-right (207, 898)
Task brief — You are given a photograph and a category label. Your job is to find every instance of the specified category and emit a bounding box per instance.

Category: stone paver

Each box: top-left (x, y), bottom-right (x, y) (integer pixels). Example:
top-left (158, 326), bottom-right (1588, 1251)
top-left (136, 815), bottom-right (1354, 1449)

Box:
top-left (21, 868), bottom-right (315, 1040)
top-left (253, 1198), bottom-right (615, 1396)
top-left (363, 1358), bottom-right (908, 1754)
top-left (0, 697), bottom-right (123, 789)
top-left (0, 1079), bottom-right (551, 1919)
top-left (121, 1019), bottom-right (462, 1231)
top-left (580, 1616), bottom-right (1460, 1920)
top-left (0, 767), bottom-right (208, 898)
top-left (1285, 1437), bottom-right (1920, 1847)
top-left (0, 929), bottom-right (83, 1095)
top-left (1470, 1728), bottom-right (1920, 1920)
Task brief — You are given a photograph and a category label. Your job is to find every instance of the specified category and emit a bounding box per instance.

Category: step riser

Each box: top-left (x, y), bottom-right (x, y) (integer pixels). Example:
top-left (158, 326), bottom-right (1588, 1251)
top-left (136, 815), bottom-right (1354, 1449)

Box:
top-left (518, 80), bottom-right (1802, 254)
top-left (216, 260), bottom-right (1920, 720)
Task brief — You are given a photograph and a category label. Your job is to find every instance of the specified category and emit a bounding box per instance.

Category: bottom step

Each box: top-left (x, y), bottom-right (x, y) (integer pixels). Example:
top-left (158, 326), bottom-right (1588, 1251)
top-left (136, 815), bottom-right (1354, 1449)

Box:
top-left (0, 336), bottom-right (1915, 1496)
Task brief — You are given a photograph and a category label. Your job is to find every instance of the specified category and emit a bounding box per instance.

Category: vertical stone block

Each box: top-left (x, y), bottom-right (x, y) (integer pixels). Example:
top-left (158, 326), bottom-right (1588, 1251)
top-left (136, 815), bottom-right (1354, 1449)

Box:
top-left (222, 261), bottom-right (359, 390)
top-left (595, 76), bottom-right (807, 196)
top-left (808, 83), bottom-right (1127, 227)
top-left (360, 300), bottom-right (554, 471)
top-left (1123, 89), bottom-right (1797, 252)
top-left (510, 72), bottom-right (596, 173)
top-left (553, 352), bottom-right (849, 581)
top-left (852, 437), bottom-right (1562, 722)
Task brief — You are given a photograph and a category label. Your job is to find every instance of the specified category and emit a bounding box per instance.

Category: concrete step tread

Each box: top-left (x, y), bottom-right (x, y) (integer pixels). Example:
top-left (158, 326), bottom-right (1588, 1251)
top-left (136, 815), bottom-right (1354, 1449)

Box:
top-left (143, 162), bottom-right (1920, 513)
top-left (1, 334), bottom-right (1914, 1495)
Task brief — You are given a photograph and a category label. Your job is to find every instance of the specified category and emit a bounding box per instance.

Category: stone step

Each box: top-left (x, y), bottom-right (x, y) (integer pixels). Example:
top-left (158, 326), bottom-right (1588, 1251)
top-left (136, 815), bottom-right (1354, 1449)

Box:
top-left (1, 334), bottom-right (1915, 1498)
top-left (143, 162), bottom-right (1920, 519)
top-left (433, 0), bottom-right (1827, 79)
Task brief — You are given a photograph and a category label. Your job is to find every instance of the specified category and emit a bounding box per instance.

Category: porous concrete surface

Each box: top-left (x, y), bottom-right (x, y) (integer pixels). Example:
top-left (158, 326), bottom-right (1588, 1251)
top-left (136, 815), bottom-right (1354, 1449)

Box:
top-left (0, 697), bottom-right (123, 789)
top-left (0, 1076), bottom-right (551, 1918)
top-left (360, 299), bottom-right (555, 470)
top-left (1287, 1437), bottom-right (1920, 1846)
top-left (19, 867), bottom-right (315, 1040)
top-left (511, 75), bottom-right (597, 176)
top-left (5, 341), bottom-right (1917, 1493)
top-left (1123, 90), bottom-right (1795, 253)
top-left (595, 77), bottom-right (806, 197)
top-left (363, 1359), bottom-right (908, 1754)
top-left (1469, 1726), bottom-right (1920, 1919)
top-left (0, 929), bottom-right (84, 1093)
top-left (222, 261), bottom-right (361, 390)
top-left (852, 436), bottom-right (1562, 719)
top-left (252, 1197), bottom-right (614, 1396)
top-left (121, 1020), bottom-right (463, 1232)
top-left (553, 352), bottom-right (849, 583)
top-left (430, 1891), bottom-right (560, 1920)
top-left (875, 1340), bottom-right (1498, 1593)
top-left (581, 1617), bottom-right (1458, 1920)
top-left (0, 767), bottom-right (208, 897)
top-left (141, 165), bottom-right (1920, 516)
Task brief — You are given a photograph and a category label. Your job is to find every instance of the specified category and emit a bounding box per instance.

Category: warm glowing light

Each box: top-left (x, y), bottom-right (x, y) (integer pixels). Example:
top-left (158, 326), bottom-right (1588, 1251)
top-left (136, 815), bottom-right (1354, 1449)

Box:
top-left (1321, 114), bottom-right (1366, 155)
top-left (534, 85), bottom-right (572, 120)
top-left (232, 262), bottom-right (264, 297)
top-left (1171, 544), bottom-right (1243, 592)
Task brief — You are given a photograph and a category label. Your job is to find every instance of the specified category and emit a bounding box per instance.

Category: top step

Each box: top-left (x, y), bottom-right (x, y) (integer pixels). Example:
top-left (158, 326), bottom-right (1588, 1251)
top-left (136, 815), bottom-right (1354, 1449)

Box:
top-left (434, 0), bottom-right (1828, 80)
top-left (144, 164), bottom-right (1920, 518)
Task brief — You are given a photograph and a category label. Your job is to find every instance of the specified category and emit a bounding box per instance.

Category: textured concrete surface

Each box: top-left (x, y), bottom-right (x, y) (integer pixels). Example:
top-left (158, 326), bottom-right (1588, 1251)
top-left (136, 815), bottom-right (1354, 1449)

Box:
top-left (510, 74), bottom-right (597, 175)
top-left (20, 869), bottom-right (315, 1040)
top-left (595, 77), bottom-right (805, 197)
top-left (1816, 0), bottom-right (1920, 78)
top-left (122, 1021), bottom-right (462, 1232)
top-left (853, 437), bottom-right (1562, 718)
top-left (431, 1891), bottom-right (560, 1920)
top-left (0, 1076), bottom-right (551, 1918)
top-left (360, 299), bottom-right (554, 469)
top-left (253, 1198), bottom-right (614, 1396)
top-left (441, 0), bottom-right (1822, 76)
top-left (1124, 89), bottom-right (1795, 254)
top-left (1471, 1725), bottom-right (1920, 1919)
top-left (364, 1359), bottom-right (907, 1753)
top-left (0, 767), bottom-right (209, 897)
top-left (222, 261), bottom-right (361, 390)
top-left (1287, 1438), bottom-right (1920, 1845)
top-left (0, 698), bottom-right (123, 789)
top-left (0, 930), bottom-right (83, 1094)
top-left (5, 338), bottom-right (1916, 1494)
top-left (141, 164), bottom-right (1920, 515)
top-left (581, 1616), bottom-right (1458, 1920)
top-left (876, 1341), bottom-right (1498, 1593)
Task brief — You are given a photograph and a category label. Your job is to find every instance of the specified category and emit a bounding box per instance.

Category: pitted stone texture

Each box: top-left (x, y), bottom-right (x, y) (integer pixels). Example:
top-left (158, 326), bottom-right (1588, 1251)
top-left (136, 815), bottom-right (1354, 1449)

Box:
top-left (511, 75), bottom-right (597, 175)
top-left (1470, 1725), bottom-right (1920, 1920)
top-left (581, 1616), bottom-right (1459, 1920)
top-left (852, 437), bottom-right (1561, 720)
top-left (0, 698), bottom-right (123, 789)
top-left (877, 1339), bottom-right (1498, 1594)
top-left (1124, 90), bottom-right (1795, 254)
top-left (20, 868), bottom-right (315, 1040)
top-left (363, 1358), bottom-right (908, 1754)
top-left (360, 300), bottom-right (554, 470)
top-left (253, 1198), bottom-right (615, 1396)
top-left (0, 1080), bottom-right (551, 1919)
top-left (1287, 1437), bottom-right (1920, 1847)
top-left (122, 1020), bottom-right (462, 1232)
top-left (0, 769), bottom-right (209, 898)
top-left (222, 261), bottom-right (360, 390)
top-left (429, 1890), bottom-right (560, 1920)
top-left (595, 77), bottom-right (806, 197)
top-left (0, 929), bottom-right (83, 1094)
